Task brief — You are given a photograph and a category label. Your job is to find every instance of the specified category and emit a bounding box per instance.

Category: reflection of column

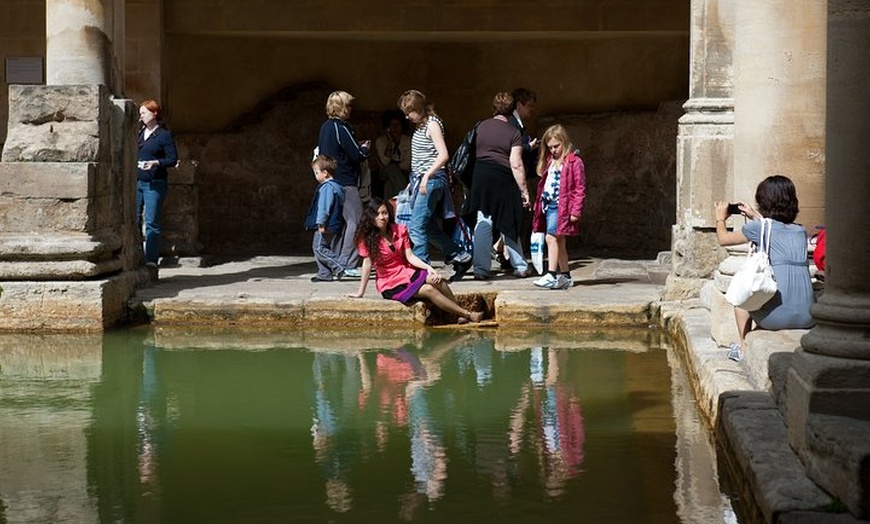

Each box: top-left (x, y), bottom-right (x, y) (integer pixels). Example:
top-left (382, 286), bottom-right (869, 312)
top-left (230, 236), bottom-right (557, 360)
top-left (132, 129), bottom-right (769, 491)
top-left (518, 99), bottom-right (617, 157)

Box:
top-left (787, 2), bottom-right (870, 518)
top-left (667, 0), bottom-right (735, 300)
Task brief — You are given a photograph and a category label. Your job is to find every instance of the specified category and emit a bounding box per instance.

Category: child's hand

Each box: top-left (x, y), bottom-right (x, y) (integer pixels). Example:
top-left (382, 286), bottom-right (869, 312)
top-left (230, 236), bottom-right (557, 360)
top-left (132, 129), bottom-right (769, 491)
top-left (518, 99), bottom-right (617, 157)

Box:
top-left (318, 225), bottom-right (326, 234)
top-left (569, 215), bottom-right (579, 223)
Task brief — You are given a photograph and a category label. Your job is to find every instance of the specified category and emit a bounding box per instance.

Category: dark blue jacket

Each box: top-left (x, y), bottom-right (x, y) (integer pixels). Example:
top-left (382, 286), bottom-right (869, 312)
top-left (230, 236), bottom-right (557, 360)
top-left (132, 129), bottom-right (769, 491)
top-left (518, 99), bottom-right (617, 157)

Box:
top-left (304, 179), bottom-right (345, 234)
top-left (138, 125), bottom-right (178, 182)
top-left (509, 114), bottom-right (538, 179)
top-left (317, 118), bottom-right (369, 187)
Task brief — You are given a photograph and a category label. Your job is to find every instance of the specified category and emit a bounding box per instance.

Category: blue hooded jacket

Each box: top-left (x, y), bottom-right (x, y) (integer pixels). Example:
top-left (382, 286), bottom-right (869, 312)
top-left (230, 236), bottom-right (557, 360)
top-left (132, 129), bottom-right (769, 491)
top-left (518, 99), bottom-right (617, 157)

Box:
top-left (304, 179), bottom-right (345, 234)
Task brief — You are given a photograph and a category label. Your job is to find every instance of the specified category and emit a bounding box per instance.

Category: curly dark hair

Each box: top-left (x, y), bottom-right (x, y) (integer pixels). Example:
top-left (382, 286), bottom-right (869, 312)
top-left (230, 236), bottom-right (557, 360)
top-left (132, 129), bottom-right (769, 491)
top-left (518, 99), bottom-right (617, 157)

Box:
top-left (355, 197), bottom-right (394, 265)
top-left (755, 175), bottom-right (799, 224)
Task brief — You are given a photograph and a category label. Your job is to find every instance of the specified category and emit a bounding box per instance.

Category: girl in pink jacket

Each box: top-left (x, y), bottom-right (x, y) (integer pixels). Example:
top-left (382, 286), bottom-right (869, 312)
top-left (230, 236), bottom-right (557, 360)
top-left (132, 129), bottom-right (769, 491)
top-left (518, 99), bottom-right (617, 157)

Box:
top-left (531, 124), bottom-right (586, 290)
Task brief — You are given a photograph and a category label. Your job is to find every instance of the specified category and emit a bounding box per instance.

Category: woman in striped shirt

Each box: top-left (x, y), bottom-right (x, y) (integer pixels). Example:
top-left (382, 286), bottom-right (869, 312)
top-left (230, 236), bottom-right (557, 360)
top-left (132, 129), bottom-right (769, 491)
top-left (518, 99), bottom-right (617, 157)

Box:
top-left (398, 90), bottom-right (472, 270)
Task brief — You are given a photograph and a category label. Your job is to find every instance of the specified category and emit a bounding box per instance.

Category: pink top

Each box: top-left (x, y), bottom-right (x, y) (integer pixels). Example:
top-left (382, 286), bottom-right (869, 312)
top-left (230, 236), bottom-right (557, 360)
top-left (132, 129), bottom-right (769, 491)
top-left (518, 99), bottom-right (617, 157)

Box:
top-left (358, 224), bottom-right (419, 293)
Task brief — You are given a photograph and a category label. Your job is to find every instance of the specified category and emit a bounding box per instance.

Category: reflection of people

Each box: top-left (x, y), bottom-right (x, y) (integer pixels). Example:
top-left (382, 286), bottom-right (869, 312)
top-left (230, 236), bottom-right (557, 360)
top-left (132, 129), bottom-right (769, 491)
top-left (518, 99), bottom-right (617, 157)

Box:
top-left (317, 91), bottom-right (371, 279)
top-left (349, 198), bottom-right (483, 324)
top-left (310, 351), bottom-right (367, 513)
top-left (715, 175), bottom-right (815, 361)
top-left (137, 99), bottom-right (178, 278)
top-left (398, 89), bottom-right (471, 268)
top-left (531, 124), bottom-right (586, 290)
top-left (507, 348), bottom-right (585, 498)
top-left (462, 92), bottom-right (532, 280)
top-left (374, 110), bottom-right (411, 199)
top-left (304, 155), bottom-right (347, 282)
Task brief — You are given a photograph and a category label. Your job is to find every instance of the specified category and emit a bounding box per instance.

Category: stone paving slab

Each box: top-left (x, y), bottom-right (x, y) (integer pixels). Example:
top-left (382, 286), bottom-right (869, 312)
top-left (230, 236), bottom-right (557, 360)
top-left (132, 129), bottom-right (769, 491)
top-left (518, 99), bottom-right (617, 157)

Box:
top-left (131, 256), bottom-right (664, 327)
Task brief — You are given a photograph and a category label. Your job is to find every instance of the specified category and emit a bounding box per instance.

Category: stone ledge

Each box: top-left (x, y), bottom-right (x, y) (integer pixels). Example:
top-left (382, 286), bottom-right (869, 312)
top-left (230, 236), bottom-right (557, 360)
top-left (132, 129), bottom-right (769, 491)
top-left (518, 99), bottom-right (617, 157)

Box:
top-left (0, 273), bottom-right (138, 331)
top-left (0, 259), bottom-right (123, 280)
top-left (141, 296), bottom-right (431, 328)
top-left (805, 414), bottom-right (870, 519)
top-left (0, 231), bottom-right (122, 259)
top-left (717, 391), bottom-right (833, 523)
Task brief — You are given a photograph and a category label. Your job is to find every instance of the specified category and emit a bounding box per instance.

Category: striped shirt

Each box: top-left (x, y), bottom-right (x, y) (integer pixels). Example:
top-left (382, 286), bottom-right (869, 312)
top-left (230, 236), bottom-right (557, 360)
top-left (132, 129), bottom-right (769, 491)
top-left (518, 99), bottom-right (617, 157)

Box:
top-left (410, 115), bottom-right (444, 176)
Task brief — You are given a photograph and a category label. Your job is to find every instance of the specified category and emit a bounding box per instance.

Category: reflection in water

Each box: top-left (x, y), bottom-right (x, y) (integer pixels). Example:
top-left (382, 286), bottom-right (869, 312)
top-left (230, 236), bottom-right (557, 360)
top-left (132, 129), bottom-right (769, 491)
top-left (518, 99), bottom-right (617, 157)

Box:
top-left (0, 328), bottom-right (743, 523)
top-left (507, 348), bottom-right (586, 498)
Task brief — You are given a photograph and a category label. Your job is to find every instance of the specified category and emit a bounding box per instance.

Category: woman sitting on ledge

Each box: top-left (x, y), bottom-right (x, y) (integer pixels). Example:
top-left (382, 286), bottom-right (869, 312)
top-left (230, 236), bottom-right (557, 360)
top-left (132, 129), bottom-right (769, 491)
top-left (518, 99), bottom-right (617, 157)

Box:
top-left (715, 175), bottom-right (815, 362)
top-left (348, 197), bottom-right (483, 324)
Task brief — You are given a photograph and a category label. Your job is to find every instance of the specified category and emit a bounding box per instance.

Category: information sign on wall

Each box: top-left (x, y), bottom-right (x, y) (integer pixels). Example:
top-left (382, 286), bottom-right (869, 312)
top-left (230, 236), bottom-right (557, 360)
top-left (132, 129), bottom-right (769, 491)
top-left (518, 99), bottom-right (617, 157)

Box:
top-left (5, 57), bottom-right (44, 84)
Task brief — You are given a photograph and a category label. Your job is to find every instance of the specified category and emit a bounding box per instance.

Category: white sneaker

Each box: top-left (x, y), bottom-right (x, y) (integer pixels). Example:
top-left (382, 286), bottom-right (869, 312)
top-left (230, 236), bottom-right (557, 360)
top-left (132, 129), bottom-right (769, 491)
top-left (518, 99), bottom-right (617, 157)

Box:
top-left (554, 274), bottom-right (572, 290)
top-left (534, 273), bottom-right (558, 289)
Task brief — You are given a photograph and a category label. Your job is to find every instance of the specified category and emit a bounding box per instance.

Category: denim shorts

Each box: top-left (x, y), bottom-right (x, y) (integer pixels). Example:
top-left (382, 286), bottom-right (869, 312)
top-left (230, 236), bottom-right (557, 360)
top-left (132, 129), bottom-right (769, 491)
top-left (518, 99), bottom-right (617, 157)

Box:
top-left (546, 202), bottom-right (559, 235)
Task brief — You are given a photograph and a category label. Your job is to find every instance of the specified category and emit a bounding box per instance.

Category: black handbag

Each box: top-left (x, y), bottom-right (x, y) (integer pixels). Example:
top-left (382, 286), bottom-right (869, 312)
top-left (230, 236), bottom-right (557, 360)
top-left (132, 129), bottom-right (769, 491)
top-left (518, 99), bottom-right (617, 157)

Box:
top-left (447, 122), bottom-right (479, 189)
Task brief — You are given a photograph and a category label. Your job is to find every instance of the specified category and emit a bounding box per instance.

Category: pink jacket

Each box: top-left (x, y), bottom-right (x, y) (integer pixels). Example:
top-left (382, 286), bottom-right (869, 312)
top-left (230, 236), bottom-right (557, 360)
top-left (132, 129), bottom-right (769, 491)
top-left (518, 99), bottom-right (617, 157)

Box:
top-left (531, 151), bottom-right (586, 236)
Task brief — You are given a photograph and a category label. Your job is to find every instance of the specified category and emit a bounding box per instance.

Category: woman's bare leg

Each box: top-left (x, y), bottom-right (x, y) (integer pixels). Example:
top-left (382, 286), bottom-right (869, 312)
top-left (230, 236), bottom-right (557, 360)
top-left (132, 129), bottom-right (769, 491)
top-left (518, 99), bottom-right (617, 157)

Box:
top-left (432, 278), bottom-right (458, 302)
top-left (735, 307), bottom-right (752, 347)
top-left (416, 283), bottom-right (482, 322)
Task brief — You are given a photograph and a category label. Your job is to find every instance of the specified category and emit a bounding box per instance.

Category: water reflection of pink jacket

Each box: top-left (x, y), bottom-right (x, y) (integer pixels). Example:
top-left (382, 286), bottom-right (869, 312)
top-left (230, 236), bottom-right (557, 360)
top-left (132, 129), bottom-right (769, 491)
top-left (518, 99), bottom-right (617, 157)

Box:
top-left (531, 151), bottom-right (586, 236)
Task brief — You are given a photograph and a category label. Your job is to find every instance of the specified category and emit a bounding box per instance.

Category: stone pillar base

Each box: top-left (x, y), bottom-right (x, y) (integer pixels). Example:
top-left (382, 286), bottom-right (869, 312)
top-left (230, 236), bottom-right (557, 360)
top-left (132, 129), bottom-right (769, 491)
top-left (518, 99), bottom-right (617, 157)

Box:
top-left (0, 271), bottom-right (145, 331)
top-left (786, 349), bottom-right (870, 517)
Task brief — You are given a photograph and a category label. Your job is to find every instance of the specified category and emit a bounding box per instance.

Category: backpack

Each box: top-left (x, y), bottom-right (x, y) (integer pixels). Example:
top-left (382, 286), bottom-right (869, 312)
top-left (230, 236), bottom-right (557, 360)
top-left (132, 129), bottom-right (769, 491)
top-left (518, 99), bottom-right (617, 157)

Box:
top-left (447, 122), bottom-right (479, 189)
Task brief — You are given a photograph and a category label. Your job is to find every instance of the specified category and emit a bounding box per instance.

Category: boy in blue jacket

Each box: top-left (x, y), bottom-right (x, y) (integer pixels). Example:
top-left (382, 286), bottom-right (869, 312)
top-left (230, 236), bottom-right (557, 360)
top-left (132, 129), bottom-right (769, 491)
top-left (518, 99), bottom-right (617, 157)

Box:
top-left (304, 155), bottom-right (347, 282)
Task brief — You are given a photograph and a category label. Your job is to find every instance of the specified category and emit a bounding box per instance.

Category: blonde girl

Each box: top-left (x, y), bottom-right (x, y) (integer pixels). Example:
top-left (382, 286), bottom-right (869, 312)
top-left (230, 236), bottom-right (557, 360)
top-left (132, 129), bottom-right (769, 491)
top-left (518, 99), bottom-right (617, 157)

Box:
top-left (530, 124), bottom-right (587, 290)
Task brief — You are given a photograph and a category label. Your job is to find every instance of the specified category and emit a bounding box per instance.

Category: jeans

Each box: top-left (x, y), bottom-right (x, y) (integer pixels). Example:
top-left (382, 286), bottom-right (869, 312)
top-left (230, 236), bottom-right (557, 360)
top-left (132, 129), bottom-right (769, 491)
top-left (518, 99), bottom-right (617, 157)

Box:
top-left (337, 186), bottom-right (362, 269)
top-left (137, 178), bottom-right (169, 265)
top-left (408, 173), bottom-right (461, 264)
top-left (313, 230), bottom-right (344, 278)
top-left (472, 211), bottom-right (528, 276)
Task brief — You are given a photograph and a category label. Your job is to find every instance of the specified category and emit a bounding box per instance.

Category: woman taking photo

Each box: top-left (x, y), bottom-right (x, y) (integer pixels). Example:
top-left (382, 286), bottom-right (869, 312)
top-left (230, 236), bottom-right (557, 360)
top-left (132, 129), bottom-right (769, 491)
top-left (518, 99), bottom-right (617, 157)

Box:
top-left (349, 198), bottom-right (483, 324)
top-left (462, 92), bottom-right (532, 280)
top-left (715, 175), bottom-right (815, 361)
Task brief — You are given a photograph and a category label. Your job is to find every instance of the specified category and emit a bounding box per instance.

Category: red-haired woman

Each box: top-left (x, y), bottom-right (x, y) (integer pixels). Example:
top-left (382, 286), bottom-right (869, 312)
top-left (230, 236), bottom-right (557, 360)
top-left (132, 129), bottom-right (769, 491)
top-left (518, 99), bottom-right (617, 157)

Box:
top-left (137, 99), bottom-right (178, 278)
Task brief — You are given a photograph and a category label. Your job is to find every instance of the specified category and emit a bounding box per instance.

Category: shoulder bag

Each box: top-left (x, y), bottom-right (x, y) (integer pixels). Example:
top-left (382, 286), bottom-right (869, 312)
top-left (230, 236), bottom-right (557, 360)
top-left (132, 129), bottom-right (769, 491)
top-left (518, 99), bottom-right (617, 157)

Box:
top-left (725, 218), bottom-right (778, 311)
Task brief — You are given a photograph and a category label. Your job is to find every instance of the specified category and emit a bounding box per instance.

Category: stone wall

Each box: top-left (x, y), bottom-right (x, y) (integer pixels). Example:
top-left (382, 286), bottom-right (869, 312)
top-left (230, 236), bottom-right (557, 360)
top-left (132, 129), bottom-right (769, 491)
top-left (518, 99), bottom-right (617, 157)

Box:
top-left (546, 104), bottom-right (681, 258)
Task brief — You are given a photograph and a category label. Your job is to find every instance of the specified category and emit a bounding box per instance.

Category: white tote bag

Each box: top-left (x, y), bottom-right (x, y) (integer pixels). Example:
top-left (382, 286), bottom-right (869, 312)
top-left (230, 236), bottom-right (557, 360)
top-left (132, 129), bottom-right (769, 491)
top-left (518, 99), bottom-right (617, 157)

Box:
top-left (725, 218), bottom-right (778, 311)
top-left (529, 232), bottom-right (545, 275)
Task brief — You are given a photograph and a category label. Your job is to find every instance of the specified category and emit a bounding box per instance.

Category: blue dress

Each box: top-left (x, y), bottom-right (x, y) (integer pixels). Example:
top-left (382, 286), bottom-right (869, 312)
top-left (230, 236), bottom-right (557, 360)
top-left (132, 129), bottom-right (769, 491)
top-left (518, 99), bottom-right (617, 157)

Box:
top-left (741, 219), bottom-right (815, 330)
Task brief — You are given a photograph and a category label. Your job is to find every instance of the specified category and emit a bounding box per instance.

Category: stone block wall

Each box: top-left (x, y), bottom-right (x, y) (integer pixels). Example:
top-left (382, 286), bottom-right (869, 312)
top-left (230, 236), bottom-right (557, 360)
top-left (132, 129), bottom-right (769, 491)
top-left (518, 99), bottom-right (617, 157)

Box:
top-left (546, 103), bottom-right (682, 258)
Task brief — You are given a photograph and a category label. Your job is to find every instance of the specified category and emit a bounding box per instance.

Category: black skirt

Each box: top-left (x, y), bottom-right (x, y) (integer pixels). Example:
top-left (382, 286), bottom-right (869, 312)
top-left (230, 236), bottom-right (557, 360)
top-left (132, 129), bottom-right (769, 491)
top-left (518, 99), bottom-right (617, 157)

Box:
top-left (461, 160), bottom-right (524, 241)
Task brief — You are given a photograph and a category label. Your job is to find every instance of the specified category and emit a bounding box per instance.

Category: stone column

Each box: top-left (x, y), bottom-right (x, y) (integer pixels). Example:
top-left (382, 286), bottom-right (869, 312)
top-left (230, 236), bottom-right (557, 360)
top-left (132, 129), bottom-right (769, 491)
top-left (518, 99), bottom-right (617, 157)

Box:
top-left (731, 0), bottom-right (826, 226)
top-left (46, 0), bottom-right (124, 94)
top-left (0, 0), bottom-right (140, 331)
top-left (665, 0), bottom-right (736, 301)
top-left (705, 0), bottom-right (827, 347)
top-left (786, 1), bottom-right (870, 518)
